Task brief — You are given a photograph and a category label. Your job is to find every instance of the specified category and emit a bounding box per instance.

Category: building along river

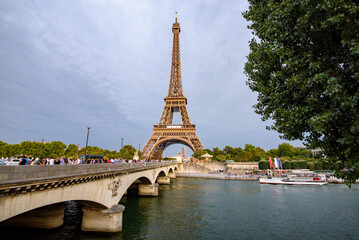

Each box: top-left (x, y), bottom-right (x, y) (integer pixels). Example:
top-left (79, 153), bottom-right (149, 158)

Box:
top-left (1, 178), bottom-right (358, 240)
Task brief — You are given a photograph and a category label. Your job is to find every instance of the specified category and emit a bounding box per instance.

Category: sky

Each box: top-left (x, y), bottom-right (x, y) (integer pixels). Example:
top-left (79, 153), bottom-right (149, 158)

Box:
top-left (0, 0), bottom-right (303, 156)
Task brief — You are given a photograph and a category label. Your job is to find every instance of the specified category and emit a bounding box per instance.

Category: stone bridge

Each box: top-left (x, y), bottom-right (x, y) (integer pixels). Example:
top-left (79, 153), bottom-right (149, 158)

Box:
top-left (0, 162), bottom-right (178, 232)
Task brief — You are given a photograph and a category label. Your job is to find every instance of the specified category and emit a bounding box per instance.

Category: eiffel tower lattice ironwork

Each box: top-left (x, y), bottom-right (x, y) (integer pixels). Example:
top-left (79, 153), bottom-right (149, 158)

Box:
top-left (142, 13), bottom-right (204, 160)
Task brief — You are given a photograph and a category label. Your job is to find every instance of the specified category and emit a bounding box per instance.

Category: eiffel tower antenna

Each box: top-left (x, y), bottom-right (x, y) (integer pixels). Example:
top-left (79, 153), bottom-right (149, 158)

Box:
top-left (142, 14), bottom-right (204, 160)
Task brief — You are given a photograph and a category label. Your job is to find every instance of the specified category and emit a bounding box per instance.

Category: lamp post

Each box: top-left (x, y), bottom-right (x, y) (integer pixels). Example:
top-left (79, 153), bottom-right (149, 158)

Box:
top-left (76, 144), bottom-right (79, 160)
top-left (120, 137), bottom-right (124, 159)
top-left (84, 127), bottom-right (91, 163)
top-left (39, 138), bottom-right (44, 159)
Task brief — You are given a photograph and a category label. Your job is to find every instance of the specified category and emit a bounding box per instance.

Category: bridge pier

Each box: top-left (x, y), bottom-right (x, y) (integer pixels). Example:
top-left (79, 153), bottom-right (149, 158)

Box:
top-left (138, 183), bottom-right (159, 196)
top-left (1, 204), bottom-right (66, 229)
top-left (157, 176), bottom-right (171, 185)
top-left (81, 204), bottom-right (125, 233)
top-left (168, 172), bottom-right (176, 179)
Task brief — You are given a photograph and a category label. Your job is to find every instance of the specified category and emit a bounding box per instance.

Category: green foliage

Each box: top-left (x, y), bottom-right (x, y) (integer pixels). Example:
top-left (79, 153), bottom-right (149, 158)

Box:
top-left (279, 156), bottom-right (289, 161)
top-left (308, 162), bottom-right (315, 171)
top-left (42, 141), bottom-right (66, 158)
top-left (0, 140), bottom-right (317, 164)
top-left (192, 149), bottom-right (207, 159)
top-left (282, 161), bottom-right (291, 169)
top-left (323, 161), bottom-right (332, 170)
top-left (237, 151), bottom-right (252, 161)
top-left (259, 160), bottom-right (270, 170)
top-left (315, 162), bottom-right (323, 171)
top-left (196, 142), bottom-right (315, 163)
top-left (212, 147), bottom-right (224, 157)
top-left (65, 144), bottom-right (78, 157)
top-left (251, 155), bottom-right (261, 162)
top-left (0, 140), bottom-right (135, 160)
top-left (291, 161), bottom-right (300, 169)
top-left (223, 146), bottom-right (236, 156)
top-left (119, 145), bottom-right (137, 159)
top-left (243, 0), bottom-right (359, 185)
top-left (278, 143), bottom-right (296, 158)
top-left (298, 160), bottom-right (308, 169)
top-left (297, 148), bottom-right (313, 159)
top-left (332, 161), bottom-right (341, 171)
top-left (216, 154), bottom-right (226, 162)
top-left (267, 149), bottom-right (278, 157)
top-left (204, 149), bottom-right (213, 155)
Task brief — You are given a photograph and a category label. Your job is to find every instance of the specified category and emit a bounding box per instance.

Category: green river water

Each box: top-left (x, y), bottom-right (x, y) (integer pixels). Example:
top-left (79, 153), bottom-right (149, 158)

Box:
top-left (1, 178), bottom-right (359, 240)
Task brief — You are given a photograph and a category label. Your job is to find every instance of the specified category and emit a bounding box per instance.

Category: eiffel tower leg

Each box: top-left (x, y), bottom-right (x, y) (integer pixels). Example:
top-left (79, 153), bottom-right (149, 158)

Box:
top-left (179, 106), bottom-right (191, 125)
top-left (150, 142), bottom-right (168, 160)
top-left (142, 138), bottom-right (157, 159)
top-left (190, 136), bottom-right (204, 150)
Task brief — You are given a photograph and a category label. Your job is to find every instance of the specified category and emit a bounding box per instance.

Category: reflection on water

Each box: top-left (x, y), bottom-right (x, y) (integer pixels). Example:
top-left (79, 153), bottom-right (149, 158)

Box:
top-left (0, 179), bottom-right (358, 240)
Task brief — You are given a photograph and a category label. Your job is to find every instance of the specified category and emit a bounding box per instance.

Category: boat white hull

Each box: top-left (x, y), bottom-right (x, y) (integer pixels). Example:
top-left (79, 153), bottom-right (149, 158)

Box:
top-left (259, 178), bottom-right (328, 185)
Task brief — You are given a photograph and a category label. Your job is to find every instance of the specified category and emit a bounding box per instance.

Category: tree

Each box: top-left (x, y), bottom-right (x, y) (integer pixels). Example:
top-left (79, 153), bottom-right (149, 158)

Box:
top-left (19, 141), bottom-right (41, 157)
top-left (204, 149), bottom-right (213, 155)
top-left (223, 146), bottom-right (236, 157)
top-left (243, 1), bottom-right (359, 185)
top-left (244, 144), bottom-right (256, 153)
top-left (43, 141), bottom-right (66, 158)
top-left (267, 149), bottom-right (278, 157)
top-left (65, 144), bottom-right (78, 157)
top-left (308, 162), bottom-right (315, 171)
top-left (237, 151), bottom-right (252, 162)
top-left (278, 143), bottom-right (296, 158)
top-left (192, 149), bottom-right (206, 159)
top-left (259, 160), bottom-right (270, 170)
top-left (216, 154), bottom-right (226, 162)
top-left (212, 147), bottom-right (224, 158)
top-left (296, 148), bottom-right (313, 159)
top-left (119, 145), bottom-right (137, 159)
top-left (291, 161), bottom-right (301, 169)
top-left (282, 161), bottom-right (291, 169)
top-left (0, 141), bottom-right (8, 157)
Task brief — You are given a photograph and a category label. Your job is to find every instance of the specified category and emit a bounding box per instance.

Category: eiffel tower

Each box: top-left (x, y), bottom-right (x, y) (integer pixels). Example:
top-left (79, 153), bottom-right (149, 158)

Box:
top-left (142, 13), bottom-right (204, 160)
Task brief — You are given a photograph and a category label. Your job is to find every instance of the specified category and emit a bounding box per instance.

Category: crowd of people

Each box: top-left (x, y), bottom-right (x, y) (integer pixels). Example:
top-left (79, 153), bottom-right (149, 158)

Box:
top-left (0, 156), bottom-right (152, 166)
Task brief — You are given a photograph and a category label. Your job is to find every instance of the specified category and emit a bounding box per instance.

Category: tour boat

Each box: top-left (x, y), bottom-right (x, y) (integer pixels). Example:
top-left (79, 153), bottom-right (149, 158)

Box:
top-left (259, 170), bottom-right (328, 185)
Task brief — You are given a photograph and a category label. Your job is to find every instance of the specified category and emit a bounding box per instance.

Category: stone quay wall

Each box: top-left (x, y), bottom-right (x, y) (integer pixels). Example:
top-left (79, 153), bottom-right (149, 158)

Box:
top-left (179, 162), bottom-right (259, 174)
top-left (179, 163), bottom-right (209, 174)
top-left (226, 162), bottom-right (259, 174)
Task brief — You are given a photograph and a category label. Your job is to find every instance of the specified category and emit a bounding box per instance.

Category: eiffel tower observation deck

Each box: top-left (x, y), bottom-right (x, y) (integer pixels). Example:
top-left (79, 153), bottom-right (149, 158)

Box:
top-left (142, 13), bottom-right (204, 160)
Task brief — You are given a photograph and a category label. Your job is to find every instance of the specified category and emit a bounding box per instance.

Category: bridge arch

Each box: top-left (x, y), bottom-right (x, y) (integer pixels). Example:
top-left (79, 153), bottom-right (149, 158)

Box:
top-left (0, 163), bottom-right (177, 224)
top-left (168, 168), bottom-right (175, 174)
top-left (157, 170), bottom-right (167, 177)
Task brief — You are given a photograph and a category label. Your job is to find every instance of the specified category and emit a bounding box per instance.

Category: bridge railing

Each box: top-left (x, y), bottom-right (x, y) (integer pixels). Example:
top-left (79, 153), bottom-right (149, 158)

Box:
top-left (0, 162), bottom-right (177, 185)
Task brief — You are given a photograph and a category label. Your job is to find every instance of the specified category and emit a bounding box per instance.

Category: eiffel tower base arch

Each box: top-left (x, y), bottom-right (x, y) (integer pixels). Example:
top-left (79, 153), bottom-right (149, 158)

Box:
top-left (143, 131), bottom-right (203, 160)
top-left (148, 137), bottom-right (192, 160)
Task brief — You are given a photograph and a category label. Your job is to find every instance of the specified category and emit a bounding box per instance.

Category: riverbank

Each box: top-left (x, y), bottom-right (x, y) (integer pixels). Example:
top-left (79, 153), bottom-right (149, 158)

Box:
top-left (176, 173), bottom-right (259, 181)
top-left (175, 173), bottom-right (354, 184)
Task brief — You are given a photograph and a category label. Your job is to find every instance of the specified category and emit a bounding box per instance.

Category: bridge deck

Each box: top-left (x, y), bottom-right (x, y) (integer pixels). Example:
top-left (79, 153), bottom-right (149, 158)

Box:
top-left (0, 162), bottom-right (176, 188)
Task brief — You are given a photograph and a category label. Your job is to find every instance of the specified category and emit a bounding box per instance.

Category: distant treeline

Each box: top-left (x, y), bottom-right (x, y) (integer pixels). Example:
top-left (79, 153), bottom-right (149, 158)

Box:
top-left (0, 140), bottom-right (139, 160)
top-left (258, 160), bottom-right (339, 171)
top-left (192, 143), bottom-right (316, 162)
top-left (1, 140), bottom-right (318, 162)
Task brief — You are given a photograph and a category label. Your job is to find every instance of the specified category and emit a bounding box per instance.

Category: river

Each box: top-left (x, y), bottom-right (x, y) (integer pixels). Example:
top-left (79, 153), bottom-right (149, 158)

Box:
top-left (1, 178), bottom-right (359, 240)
